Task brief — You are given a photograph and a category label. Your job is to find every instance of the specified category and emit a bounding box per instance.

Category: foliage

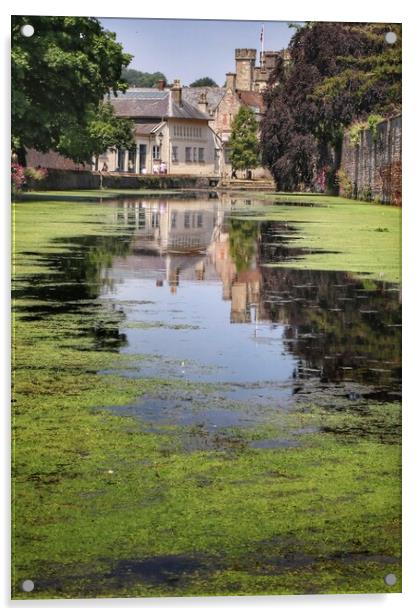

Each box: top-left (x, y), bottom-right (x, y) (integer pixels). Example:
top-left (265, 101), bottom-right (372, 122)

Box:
top-left (313, 25), bottom-right (401, 118)
top-left (367, 114), bottom-right (385, 141)
top-left (189, 77), bottom-right (218, 87)
top-left (24, 166), bottom-right (48, 182)
top-left (228, 106), bottom-right (260, 172)
top-left (58, 102), bottom-right (134, 164)
top-left (121, 68), bottom-right (167, 87)
top-left (336, 168), bottom-right (353, 198)
top-left (11, 163), bottom-right (26, 195)
top-left (348, 114), bottom-right (385, 146)
top-left (260, 22), bottom-right (401, 192)
top-left (348, 121), bottom-right (365, 146)
top-left (11, 16), bottom-right (131, 162)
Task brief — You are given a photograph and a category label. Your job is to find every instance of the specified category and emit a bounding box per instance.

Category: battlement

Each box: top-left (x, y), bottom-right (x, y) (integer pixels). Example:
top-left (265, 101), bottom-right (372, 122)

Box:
top-left (235, 48), bottom-right (257, 61)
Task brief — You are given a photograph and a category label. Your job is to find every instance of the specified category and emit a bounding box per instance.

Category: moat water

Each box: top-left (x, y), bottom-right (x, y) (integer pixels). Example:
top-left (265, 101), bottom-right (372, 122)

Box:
top-left (16, 194), bottom-right (402, 432)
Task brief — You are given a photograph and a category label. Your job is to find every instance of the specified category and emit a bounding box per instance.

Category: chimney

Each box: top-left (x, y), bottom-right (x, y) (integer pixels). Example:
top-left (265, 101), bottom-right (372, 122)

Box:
top-left (157, 79), bottom-right (166, 91)
top-left (225, 72), bottom-right (236, 92)
top-left (198, 91), bottom-right (208, 115)
top-left (171, 79), bottom-right (182, 106)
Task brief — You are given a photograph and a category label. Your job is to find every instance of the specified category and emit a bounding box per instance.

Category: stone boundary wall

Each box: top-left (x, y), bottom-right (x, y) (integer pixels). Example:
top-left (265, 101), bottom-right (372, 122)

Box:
top-left (339, 115), bottom-right (401, 205)
top-left (27, 170), bottom-right (217, 191)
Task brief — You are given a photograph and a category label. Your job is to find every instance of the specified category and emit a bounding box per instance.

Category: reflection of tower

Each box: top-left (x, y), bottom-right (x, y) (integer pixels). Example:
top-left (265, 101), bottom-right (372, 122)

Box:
top-left (195, 261), bottom-right (205, 280)
top-left (231, 283), bottom-right (250, 323)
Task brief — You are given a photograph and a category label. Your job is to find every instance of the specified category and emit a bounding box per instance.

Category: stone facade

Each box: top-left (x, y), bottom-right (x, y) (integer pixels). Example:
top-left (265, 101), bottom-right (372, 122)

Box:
top-left (340, 115), bottom-right (402, 204)
top-left (182, 47), bottom-right (288, 180)
top-left (235, 48), bottom-right (257, 91)
top-left (97, 86), bottom-right (221, 177)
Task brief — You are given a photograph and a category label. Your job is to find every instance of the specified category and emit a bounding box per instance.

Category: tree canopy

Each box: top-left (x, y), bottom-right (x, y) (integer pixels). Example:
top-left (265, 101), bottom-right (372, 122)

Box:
top-left (58, 102), bottom-right (134, 165)
top-left (12, 16), bottom-right (132, 163)
top-left (229, 106), bottom-right (260, 172)
top-left (260, 22), bottom-right (402, 192)
top-left (121, 68), bottom-right (167, 87)
top-left (189, 77), bottom-right (218, 87)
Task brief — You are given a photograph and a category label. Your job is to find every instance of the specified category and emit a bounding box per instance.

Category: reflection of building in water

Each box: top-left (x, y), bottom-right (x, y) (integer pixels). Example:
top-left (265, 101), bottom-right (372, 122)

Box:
top-left (109, 203), bottom-right (401, 390)
top-left (113, 200), bottom-right (223, 286)
top-left (112, 199), bottom-right (262, 320)
top-left (207, 225), bottom-right (261, 323)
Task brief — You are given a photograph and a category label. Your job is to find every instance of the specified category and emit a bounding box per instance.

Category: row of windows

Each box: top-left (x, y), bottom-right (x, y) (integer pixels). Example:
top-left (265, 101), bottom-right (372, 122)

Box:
top-left (172, 146), bottom-right (205, 163)
top-left (171, 211), bottom-right (203, 229)
top-left (173, 125), bottom-right (203, 138)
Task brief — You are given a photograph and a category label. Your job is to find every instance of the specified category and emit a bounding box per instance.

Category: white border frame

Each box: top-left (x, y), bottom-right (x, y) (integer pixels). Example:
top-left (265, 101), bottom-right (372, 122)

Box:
top-left (2, 2), bottom-right (418, 614)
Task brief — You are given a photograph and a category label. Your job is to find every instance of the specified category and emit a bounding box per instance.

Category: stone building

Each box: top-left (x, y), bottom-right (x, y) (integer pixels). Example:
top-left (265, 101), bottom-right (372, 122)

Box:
top-left (182, 48), bottom-right (287, 179)
top-left (97, 82), bottom-right (222, 176)
top-left (25, 48), bottom-right (287, 179)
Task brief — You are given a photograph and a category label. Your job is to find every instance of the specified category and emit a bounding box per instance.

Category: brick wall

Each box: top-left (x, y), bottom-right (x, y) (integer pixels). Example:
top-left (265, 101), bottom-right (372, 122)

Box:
top-left (340, 115), bottom-right (401, 205)
top-left (26, 148), bottom-right (91, 171)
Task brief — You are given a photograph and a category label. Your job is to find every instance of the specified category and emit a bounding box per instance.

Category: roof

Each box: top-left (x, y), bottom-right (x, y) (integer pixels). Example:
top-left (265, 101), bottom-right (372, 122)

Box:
top-left (183, 86), bottom-right (265, 115)
top-left (237, 90), bottom-right (264, 112)
top-left (109, 88), bottom-right (209, 121)
top-left (133, 122), bottom-right (163, 136)
top-left (182, 87), bottom-right (226, 112)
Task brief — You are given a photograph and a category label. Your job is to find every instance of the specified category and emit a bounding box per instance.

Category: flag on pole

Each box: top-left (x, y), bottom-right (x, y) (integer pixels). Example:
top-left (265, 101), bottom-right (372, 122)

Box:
top-left (260, 25), bottom-right (265, 67)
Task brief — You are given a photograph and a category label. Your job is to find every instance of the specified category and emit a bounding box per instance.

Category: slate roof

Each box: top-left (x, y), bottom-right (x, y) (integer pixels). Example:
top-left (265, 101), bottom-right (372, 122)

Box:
top-left (182, 87), bottom-right (226, 113)
top-left (109, 89), bottom-right (209, 120)
top-left (133, 122), bottom-right (163, 135)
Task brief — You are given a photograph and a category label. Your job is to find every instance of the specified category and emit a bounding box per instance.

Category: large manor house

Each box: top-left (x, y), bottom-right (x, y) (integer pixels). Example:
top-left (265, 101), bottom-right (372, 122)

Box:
top-left (27, 48), bottom-right (288, 178)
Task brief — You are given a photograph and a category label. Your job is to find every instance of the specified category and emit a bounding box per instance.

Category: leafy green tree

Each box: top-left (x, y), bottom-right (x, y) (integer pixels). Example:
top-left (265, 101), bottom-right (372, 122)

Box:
top-left (58, 102), bottom-right (134, 166)
top-left (11, 16), bottom-right (131, 163)
top-left (229, 106), bottom-right (260, 174)
top-left (189, 77), bottom-right (218, 87)
top-left (312, 24), bottom-right (401, 118)
top-left (121, 68), bottom-right (167, 87)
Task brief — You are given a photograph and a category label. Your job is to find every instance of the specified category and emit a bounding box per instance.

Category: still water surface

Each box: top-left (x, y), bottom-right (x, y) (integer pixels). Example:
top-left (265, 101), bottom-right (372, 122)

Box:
top-left (17, 195), bottom-right (402, 430)
top-left (96, 196), bottom-right (401, 426)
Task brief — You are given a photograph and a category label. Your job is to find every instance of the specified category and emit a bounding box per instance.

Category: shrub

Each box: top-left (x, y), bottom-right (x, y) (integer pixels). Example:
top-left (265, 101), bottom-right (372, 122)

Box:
top-left (348, 122), bottom-right (365, 146)
top-left (11, 163), bottom-right (26, 195)
top-left (25, 166), bottom-right (48, 182)
top-left (367, 114), bottom-right (384, 142)
top-left (336, 169), bottom-right (353, 198)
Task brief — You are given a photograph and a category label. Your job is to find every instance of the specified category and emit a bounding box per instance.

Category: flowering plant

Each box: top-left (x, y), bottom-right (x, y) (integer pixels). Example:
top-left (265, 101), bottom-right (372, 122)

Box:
top-left (11, 164), bottom-right (48, 196)
top-left (11, 163), bottom-right (26, 195)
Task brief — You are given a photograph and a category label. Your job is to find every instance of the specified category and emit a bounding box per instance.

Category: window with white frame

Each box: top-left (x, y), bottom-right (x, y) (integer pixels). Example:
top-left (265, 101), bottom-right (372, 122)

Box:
top-left (193, 147), bottom-right (197, 162)
top-left (172, 145), bottom-right (178, 162)
top-left (185, 147), bottom-right (192, 162)
top-left (198, 148), bottom-right (205, 162)
top-left (152, 145), bottom-right (160, 160)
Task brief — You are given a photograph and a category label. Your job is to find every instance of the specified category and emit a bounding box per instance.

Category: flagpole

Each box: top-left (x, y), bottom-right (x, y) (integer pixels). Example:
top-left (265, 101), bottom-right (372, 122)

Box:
top-left (260, 24), bottom-right (265, 69)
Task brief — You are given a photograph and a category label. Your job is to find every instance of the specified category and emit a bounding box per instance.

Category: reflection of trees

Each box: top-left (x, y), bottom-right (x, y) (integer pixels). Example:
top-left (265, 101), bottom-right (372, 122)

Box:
top-left (15, 233), bottom-right (134, 349)
top-left (31, 235), bottom-right (133, 302)
top-left (67, 235), bottom-right (133, 297)
top-left (227, 219), bottom-right (259, 273)
top-left (259, 265), bottom-right (401, 389)
top-left (223, 217), bottom-right (401, 390)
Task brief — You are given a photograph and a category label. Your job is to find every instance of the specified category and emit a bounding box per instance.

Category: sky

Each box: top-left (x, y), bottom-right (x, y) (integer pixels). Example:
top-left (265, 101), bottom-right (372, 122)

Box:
top-left (99, 18), bottom-right (295, 86)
